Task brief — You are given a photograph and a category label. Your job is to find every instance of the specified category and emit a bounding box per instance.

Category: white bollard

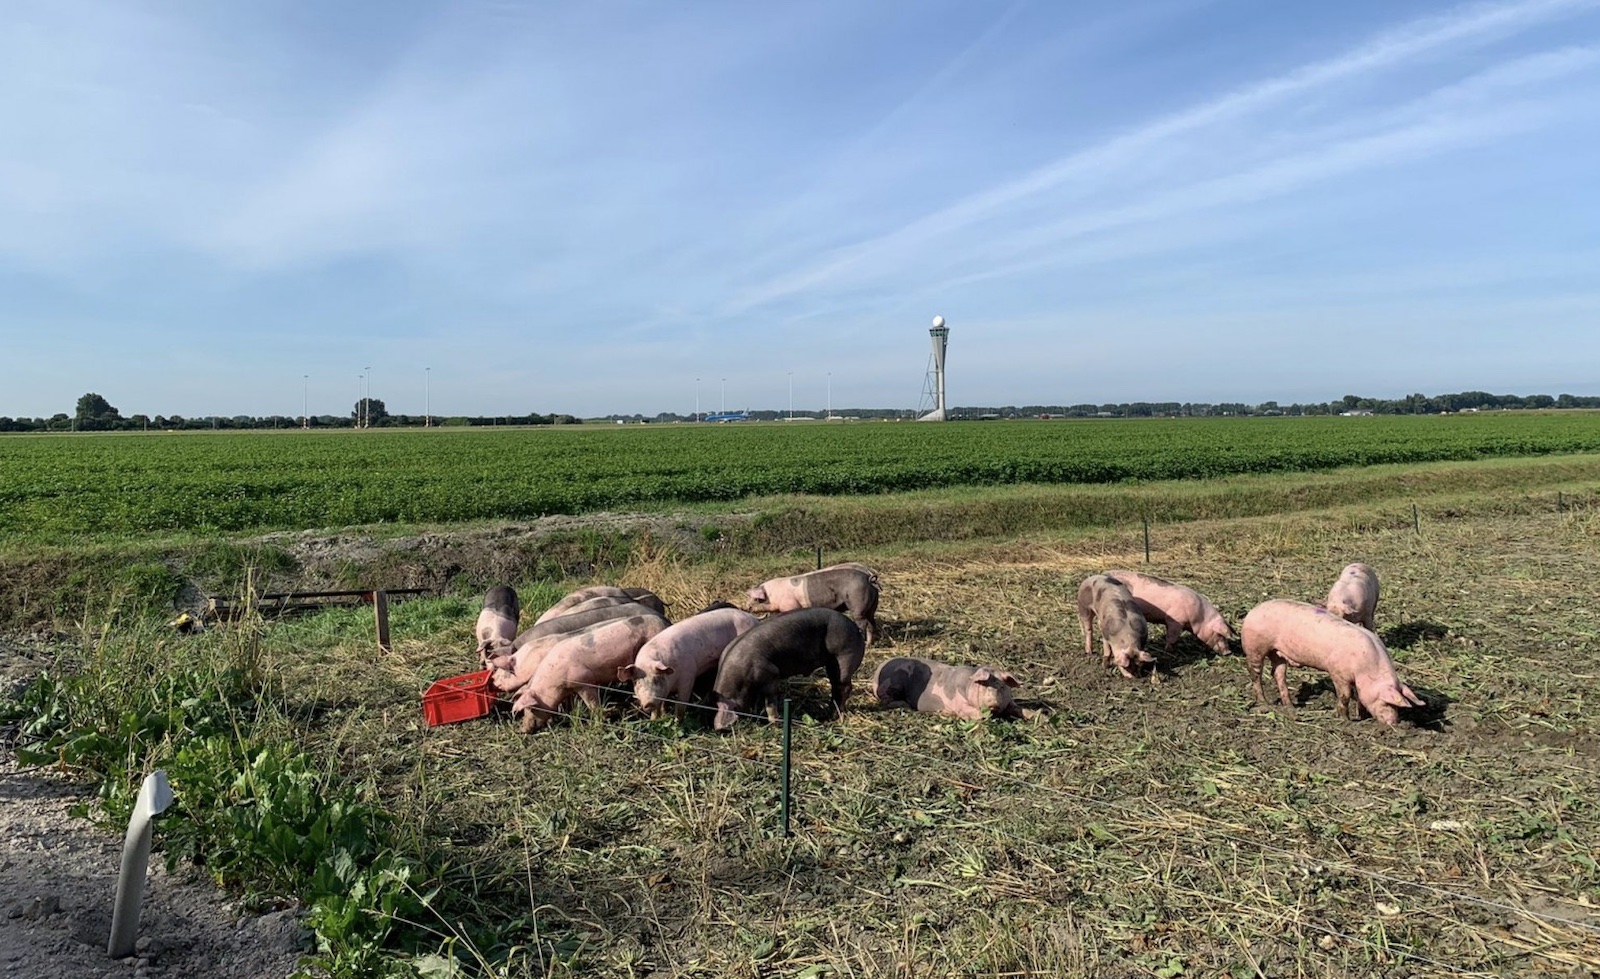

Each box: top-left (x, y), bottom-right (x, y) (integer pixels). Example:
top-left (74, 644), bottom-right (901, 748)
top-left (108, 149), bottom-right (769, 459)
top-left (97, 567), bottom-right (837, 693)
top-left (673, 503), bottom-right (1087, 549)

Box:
top-left (108, 770), bottom-right (174, 958)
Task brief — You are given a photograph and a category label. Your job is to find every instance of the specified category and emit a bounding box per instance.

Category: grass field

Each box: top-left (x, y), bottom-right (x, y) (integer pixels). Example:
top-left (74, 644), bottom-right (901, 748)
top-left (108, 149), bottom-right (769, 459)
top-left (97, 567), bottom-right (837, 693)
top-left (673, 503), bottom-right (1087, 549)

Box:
top-left (3, 412), bottom-right (1599, 543)
top-left (5, 427), bottom-right (1600, 977)
top-left (270, 491), bottom-right (1598, 978)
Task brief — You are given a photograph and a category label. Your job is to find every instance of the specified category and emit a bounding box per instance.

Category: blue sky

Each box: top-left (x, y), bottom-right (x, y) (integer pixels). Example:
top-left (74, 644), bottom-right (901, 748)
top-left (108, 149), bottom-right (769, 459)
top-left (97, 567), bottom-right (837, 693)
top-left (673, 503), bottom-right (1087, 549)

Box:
top-left (3, 0), bottom-right (1598, 419)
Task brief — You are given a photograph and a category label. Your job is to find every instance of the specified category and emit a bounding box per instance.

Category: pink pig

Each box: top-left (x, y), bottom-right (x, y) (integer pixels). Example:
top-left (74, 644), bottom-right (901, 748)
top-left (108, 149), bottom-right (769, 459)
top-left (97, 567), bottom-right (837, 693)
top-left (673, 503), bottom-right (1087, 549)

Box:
top-left (475, 585), bottom-right (521, 662)
top-left (513, 614), bottom-right (669, 732)
top-left (746, 567), bottom-right (879, 644)
top-left (1324, 563), bottom-right (1379, 631)
top-left (1241, 599), bottom-right (1423, 726)
top-left (872, 657), bottom-right (1023, 720)
top-left (1106, 569), bottom-right (1236, 655)
top-left (534, 586), bottom-right (666, 625)
top-left (617, 607), bottom-right (759, 720)
top-left (490, 603), bottom-right (664, 693)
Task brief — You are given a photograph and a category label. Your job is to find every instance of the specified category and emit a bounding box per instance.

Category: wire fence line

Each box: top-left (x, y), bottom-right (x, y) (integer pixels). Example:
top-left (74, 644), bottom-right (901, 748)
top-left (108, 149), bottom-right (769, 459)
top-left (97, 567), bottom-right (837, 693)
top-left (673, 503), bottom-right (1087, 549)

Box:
top-left (505, 674), bottom-right (1600, 963)
top-left (512, 680), bottom-right (1503, 977)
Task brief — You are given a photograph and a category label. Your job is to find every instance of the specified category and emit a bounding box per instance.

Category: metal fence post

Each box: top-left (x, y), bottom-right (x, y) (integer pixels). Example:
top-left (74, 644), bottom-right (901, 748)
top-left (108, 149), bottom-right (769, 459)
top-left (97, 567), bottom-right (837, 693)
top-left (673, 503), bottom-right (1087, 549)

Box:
top-left (780, 698), bottom-right (793, 838)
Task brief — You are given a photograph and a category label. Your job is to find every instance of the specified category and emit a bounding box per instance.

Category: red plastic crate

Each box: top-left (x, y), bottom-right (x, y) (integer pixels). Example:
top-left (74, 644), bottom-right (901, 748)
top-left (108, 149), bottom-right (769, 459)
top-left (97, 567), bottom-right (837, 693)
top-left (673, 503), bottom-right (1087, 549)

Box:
top-left (423, 669), bottom-right (496, 726)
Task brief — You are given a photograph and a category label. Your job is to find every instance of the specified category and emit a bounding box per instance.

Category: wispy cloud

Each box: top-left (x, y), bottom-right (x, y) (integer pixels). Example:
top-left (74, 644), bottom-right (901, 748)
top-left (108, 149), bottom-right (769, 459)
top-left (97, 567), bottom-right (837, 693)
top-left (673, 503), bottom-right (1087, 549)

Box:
top-left (927, 44), bottom-right (1600, 290)
top-left (725, 0), bottom-right (1600, 313)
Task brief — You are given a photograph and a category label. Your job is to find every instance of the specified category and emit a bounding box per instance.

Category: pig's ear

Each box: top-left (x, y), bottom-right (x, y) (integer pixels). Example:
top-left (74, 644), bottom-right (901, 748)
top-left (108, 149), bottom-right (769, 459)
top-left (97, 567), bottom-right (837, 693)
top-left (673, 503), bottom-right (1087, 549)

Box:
top-left (616, 665), bottom-right (644, 682)
top-left (652, 663), bottom-right (674, 675)
top-left (998, 671), bottom-right (1021, 688)
top-left (972, 667), bottom-right (994, 683)
top-left (1382, 684), bottom-right (1425, 708)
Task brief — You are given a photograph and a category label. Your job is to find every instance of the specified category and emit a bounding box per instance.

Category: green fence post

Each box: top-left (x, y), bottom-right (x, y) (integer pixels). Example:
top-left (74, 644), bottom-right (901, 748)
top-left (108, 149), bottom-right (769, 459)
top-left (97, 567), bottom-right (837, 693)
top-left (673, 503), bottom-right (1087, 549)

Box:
top-left (780, 698), bottom-right (793, 838)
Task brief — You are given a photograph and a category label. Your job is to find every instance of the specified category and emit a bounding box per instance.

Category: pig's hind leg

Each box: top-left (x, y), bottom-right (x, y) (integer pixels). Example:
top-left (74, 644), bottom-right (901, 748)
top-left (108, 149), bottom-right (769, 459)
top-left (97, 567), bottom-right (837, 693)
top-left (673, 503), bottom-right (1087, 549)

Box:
top-left (1271, 656), bottom-right (1293, 708)
top-left (1159, 616), bottom-right (1180, 653)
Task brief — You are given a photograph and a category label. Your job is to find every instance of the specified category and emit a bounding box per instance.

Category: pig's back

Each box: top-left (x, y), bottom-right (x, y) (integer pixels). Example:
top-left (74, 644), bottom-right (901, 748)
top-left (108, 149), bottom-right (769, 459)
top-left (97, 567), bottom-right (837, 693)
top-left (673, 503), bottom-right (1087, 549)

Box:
top-left (1244, 600), bottom-right (1374, 667)
top-left (1108, 570), bottom-right (1205, 620)
top-left (646, 608), bottom-right (755, 665)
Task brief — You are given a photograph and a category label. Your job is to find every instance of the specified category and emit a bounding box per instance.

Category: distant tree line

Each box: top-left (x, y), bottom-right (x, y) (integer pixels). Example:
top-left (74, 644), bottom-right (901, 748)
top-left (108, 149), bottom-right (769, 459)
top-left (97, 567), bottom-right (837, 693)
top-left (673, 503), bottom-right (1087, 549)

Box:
top-left (957, 391), bottom-right (1600, 419)
top-left (0, 393), bottom-right (579, 432)
top-left (603, 390), bottom-right (1600, 424)
top-left (3, 390), bottom-right (1595, 434)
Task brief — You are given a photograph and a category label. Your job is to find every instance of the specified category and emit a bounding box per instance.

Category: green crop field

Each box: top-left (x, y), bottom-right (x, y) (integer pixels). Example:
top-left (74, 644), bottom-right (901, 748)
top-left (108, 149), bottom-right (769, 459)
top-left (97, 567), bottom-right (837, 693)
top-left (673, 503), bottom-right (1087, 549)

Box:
top-left (3, 412), bottom-right (1599, 542)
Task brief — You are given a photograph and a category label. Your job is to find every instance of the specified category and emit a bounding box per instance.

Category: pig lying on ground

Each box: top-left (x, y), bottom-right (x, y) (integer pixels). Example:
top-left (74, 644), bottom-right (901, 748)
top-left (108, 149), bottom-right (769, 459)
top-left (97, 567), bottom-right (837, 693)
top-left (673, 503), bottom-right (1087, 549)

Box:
top-left (475, 586), bottom-right (521, 660)
top-left (618, 606), bottom-right (760, 720)
top-left (1106, 569), bottom-right (1235, 656)
top-left (513, 614), bottom-right (670, 732)
top-left (490, 602), bottom-right (665, 693)
top-left (872, 657), bottom-right (1022, 720)
top-left (534, 586), bottom-right (666, 625)
top-left (712, 608), bottom-right (866, 731)
top-left (1077, 574), bottom-right (1154, 678)
top-left (746, 568), bottom-right (879, 644)
top-left (1324, 563), bottom-right (1379, 631)
top-left (1241, 599), bottom-right (1423, 726)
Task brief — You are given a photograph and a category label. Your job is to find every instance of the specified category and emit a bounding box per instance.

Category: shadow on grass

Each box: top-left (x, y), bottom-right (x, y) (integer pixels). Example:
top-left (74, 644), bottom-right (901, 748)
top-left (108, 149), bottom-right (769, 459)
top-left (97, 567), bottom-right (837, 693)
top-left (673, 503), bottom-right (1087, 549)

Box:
top-left (878, 617), bottom-right (947, 642)
top-left (1382, 620), bottom-right (1450, 649)
top-left (1290, 676), bottom-right (1452, 729)
top-left (1401, 684), bottom-right (1452, 730)
top-left (1148, 634), bottom-right (1222, 680)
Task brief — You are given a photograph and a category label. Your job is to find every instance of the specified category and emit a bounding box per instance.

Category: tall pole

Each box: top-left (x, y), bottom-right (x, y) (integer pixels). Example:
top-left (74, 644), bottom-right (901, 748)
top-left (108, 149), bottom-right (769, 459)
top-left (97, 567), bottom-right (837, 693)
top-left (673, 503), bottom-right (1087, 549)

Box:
top-left (721, 378), bottom-right (726, 415)
top-left (425, 367), bottom-right (431, 428)
top-left (355, 375), bottom-right (361, 428)
top-left (302, 374), bottom-right (308, 429)
top-left (364, 366), bottom-right (371, 429)
top-left (695, 377), bottom-right (700, 422)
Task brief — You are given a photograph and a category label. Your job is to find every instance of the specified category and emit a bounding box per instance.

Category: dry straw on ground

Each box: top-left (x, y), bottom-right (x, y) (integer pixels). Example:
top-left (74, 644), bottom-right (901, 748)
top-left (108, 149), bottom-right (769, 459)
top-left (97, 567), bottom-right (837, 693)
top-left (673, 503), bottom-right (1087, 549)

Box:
top-left (254, 486), bottom-right (1600, 978)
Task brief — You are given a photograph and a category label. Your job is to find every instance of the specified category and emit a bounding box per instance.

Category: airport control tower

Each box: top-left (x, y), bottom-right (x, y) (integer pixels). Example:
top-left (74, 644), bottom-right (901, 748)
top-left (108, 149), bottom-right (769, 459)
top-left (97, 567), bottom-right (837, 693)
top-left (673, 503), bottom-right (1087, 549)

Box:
top-left (917, 315), bottom-right (949, 422)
